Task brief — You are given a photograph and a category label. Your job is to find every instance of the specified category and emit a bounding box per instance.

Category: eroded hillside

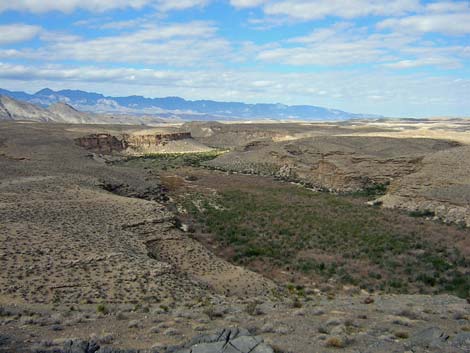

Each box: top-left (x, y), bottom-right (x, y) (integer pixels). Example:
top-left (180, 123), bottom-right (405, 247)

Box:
top-left (0, 122), bottom-right (274, 305)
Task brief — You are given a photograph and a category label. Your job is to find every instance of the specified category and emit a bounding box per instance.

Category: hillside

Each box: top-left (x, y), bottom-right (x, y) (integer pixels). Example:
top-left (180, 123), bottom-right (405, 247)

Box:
top-left (0, 95), bottom-right (62, 122)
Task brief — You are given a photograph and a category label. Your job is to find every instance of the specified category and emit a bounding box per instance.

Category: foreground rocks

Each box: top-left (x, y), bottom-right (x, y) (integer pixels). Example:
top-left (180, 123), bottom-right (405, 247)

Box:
top-left (15, 328), bottom-right (273, 353)
top-left (1, 294), bottom-right (469, 353)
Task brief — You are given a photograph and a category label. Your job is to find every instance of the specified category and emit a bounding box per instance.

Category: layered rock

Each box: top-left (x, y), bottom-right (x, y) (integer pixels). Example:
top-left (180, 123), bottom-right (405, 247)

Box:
top-left (75, 132), bottom-right (202, 155)
top-left (205, 136), bottom-right (457, 192)
top-left (75, 134), bottom-right (127, 153)
top-left (377, 145), bottom-right (470, 226)
top-left (124, 133), bottom-right (191, 147)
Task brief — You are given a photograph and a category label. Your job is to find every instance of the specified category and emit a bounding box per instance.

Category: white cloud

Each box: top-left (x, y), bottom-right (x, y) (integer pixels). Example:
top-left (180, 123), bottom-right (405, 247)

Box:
top-left (1, 62), bottom-right (469, 117)
top-left (262, 0), bottom-right (421, 21)
top-left (0, 24), bottom-right (42, 45)
top-left (156, 0), bottom-right (210, 11)
top-left (378, 13), bottom-right (470, 35)
top-left (230, 0), bottom-right (267, 8)
top-left (0, 0), bottom-right (208, 13)
top-left (254, 19), bottom-right (468, 69)
top-left (383, 57), bottom-right (462, 69)
top-left (257, 25), bottom-right (418, 66)
top-left (0, 21), bottom-right (231, 66)
top-left (425, 1), bottom-right (469, 13)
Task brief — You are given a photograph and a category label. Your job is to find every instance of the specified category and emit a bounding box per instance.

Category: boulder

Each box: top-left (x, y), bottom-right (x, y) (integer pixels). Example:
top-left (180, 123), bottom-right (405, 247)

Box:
top-left (171, 327), bottom-right (274, 353)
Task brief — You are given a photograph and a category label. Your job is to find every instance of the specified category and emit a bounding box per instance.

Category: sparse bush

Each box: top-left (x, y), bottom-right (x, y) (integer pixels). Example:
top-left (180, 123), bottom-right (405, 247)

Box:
top-left (245, 302), bottom-right (262, 316)
top-left (203, 304), bottom-right (225, 320)
top-left (292, 297), bottom-right (303, 308)
top-left (325, 336), bottom-right (346, 348)
top-left (96, 304), bottom-right (108, 315)
top-left (394, 331), bottom-right (410, 339)
top-left (408, 209), bottom-right (435, 218)
top-left (159, 304), bottom-right (169, 312)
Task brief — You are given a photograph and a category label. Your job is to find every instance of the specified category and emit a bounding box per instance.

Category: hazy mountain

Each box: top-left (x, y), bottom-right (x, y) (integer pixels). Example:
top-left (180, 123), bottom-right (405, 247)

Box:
top-left (48, 102), bottom-right (96, 124)
top-left (0, 88), bottom-right (380, 121)
top-left (0, 95), bottom-right (61, 122)
top-left (0, 95), bottom-right (166, 125)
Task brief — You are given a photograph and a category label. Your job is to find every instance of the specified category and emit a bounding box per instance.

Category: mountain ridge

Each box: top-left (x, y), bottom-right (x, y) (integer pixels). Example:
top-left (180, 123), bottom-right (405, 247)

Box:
top-left (0, 87), bottom-right (381, 121)
top-left (0, 95), bottom-right (166, 125)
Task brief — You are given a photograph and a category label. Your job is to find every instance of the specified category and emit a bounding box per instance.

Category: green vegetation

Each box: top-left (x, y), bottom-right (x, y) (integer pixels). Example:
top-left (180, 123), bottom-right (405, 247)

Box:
top-left (349, 182), bottom-right (389, 198)
top-left (119, 150), bottom-right (226, 170)
top-left (184, 185), bottom-right (469, 298)
top-left (408, 209), bottom-right (436, 218)
top-left (96, 304), bottom-right (108, 315)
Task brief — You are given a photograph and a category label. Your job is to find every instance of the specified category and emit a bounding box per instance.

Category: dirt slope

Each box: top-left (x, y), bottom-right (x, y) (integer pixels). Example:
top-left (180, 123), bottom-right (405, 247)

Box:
top-left (0, 122), bottom-right (275, 304)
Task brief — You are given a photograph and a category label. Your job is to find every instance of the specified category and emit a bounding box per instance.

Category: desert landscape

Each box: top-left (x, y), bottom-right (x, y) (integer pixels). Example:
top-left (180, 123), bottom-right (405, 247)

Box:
top-left (2, 1), bottom-right (469, 352)
top-left (0, 98), bottom-right (469, 353)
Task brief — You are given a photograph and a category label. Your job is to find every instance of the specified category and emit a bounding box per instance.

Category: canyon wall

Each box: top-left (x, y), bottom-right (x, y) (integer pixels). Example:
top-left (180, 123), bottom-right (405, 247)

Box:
top-left (75, 132), bottom-right (192, 154)
top-left (74, 134), bottom-right (127, 153)
top-left (123, 132), bottom-right (191, 147)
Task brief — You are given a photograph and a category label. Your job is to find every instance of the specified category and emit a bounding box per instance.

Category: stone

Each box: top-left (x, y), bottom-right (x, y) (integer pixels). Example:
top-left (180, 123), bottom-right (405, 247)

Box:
top-left (452, 332), bottom-right (470, 349)
top-left (171, 328), bottom-right (274, 353)
top-left (163, 328), bottom-right (181, 337)
top-left (62, 339), bottom-right (99, 353)
top-left (408, 327), bottom-right (450, 349)
top-left (128, 320), bottom-right (142, 329)
top-left (260, 323), bottom-right (275, 333)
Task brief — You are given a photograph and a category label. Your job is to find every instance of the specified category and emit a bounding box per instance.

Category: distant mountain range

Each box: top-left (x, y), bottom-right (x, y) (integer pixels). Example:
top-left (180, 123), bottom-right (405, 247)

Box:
top-left (0, 95), bottom-right (170, 125)
top-left (0, 88), bottom-right (380, 121)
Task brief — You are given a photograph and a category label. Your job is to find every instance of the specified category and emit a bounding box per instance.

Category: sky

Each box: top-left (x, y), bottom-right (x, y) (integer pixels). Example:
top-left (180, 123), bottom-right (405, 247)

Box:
top-left (0, 0), bottom-right (469, 117)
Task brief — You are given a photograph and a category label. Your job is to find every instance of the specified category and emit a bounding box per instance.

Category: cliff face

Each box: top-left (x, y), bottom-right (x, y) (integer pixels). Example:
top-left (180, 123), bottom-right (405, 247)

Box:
top-left (75, 132), bottom-right (193, 154)
top-left (205, 136), bottom-right (458, 192)
top-left (75, 134), bottom-right (127, 153)
top-left (123, 132), bottom-right (191, 147)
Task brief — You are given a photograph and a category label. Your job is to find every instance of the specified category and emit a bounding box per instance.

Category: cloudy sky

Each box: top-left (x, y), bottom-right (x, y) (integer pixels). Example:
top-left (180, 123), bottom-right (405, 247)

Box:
top-left (0, 0), bottom-right (469, 117)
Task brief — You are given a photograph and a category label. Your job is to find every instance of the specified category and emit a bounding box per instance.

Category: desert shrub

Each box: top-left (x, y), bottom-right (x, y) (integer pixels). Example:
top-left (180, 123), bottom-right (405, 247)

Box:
top-left (394, 331), bottom-right (410, 339)
top-left (408, 209), bottom-right (435, 218)
top-left (179, 175), bottom-right (469, 298)
top-left (96, 304), bottom-right (108, 315)
top-left (325, 336), bottom-right (346, 348)
top-left (292, 297), bottom-right (303, 308)
top-left (245, 302), bottom-right (262, 316)
top-left (352, 182), bottom-right (389, 197)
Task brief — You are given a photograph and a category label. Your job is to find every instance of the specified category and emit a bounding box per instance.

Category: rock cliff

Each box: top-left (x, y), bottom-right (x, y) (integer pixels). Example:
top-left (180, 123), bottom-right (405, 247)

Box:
top-left (75, 132), bottom-right (199, 155)
top-left (75, 134), bottom-right (127, 153)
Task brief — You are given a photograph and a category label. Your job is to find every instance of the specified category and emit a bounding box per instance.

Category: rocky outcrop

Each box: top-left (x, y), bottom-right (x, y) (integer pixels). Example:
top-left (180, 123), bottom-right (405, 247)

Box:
top-left (75, 132), bottom-right (194, 155)
top-left (124, 133), bottom-right (191, 147)
top-left (205, 136), bottom-right (457, 192)
top-left (172, 328), bottom-right (273, 353)
top-left (75, 134), bottom-right (127, 153)
top-left (377, 145), bottom-right (470, 227)
top-left (24, 328), bottom-right (274, 353)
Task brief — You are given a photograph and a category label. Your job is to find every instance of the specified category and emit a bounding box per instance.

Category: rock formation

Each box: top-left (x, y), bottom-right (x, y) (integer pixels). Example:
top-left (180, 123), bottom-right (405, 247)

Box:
top-left (74, 132), bottom-right (204, 155)
top-left (75, 134), bottom-right (127, 153)
top-left (204, 136), bottom-right (458, 192)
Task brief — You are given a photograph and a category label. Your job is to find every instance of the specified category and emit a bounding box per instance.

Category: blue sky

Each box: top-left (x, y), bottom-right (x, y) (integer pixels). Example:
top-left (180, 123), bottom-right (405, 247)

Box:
top-left (0, 0), bottom-right (469, 117)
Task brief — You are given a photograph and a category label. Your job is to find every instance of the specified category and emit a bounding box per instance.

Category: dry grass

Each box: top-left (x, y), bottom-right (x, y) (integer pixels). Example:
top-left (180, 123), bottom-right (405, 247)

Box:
top-left (325, 336), bottom-right (346, 348)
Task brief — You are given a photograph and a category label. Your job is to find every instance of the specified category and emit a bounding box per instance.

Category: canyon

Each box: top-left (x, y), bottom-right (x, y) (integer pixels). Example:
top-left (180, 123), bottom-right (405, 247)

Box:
top-left (0, 119), bottom-right (469, 353)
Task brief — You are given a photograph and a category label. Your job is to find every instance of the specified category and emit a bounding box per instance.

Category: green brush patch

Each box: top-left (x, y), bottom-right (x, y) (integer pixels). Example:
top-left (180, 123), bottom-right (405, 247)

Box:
top-left (184, 185), bottom-right (469, 298)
